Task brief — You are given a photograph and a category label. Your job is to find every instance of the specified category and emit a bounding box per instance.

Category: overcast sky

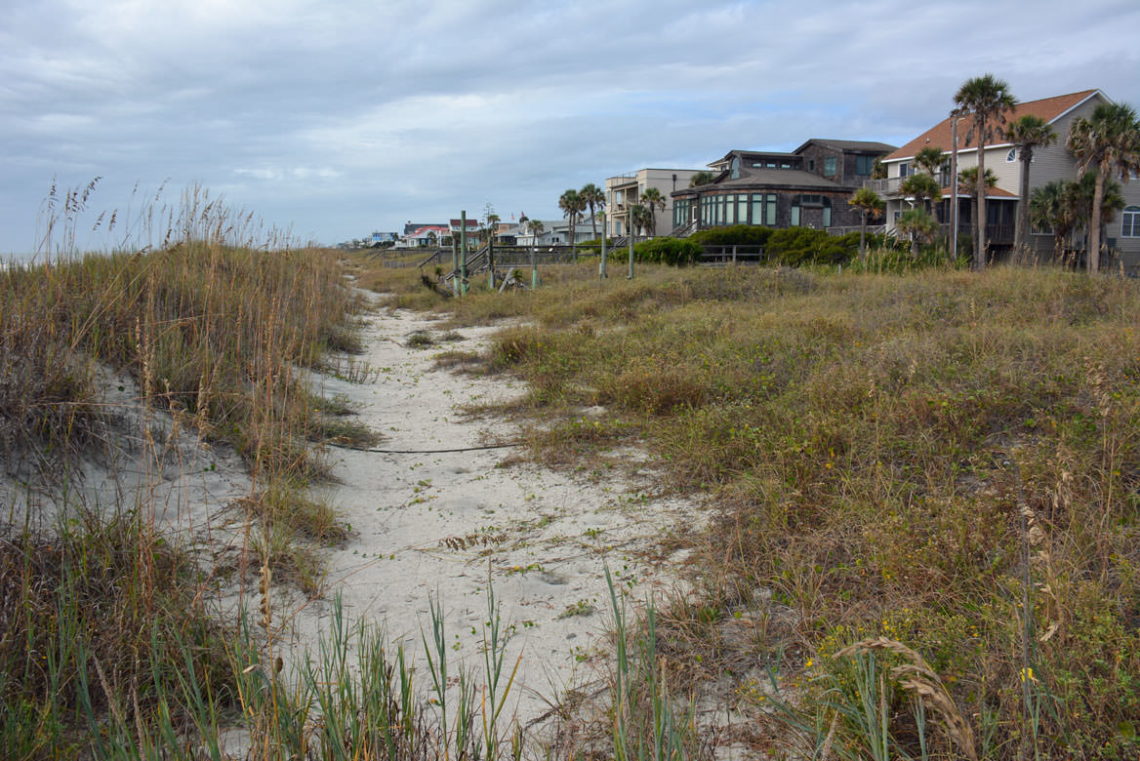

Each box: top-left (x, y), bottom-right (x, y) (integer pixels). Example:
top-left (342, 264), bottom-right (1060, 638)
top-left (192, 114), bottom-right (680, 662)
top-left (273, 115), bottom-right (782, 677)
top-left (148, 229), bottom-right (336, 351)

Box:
top-left (3, 0), bottom-right (1139, 255)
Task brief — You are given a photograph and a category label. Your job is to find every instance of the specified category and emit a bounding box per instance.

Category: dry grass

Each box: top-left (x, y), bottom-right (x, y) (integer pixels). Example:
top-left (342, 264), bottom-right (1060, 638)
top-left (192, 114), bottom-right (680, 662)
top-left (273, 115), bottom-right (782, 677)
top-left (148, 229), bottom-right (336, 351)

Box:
top-left (359, 258), bottom-right (1140, 759)
top-left (1, 184), bottom-right (370, 757)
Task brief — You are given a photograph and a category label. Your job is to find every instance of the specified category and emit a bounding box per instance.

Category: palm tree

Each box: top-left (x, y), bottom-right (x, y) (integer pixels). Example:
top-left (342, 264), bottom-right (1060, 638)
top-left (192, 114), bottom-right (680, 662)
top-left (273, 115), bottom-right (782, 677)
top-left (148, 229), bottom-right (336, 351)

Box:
top-left (1066, 102), bottom-right (1140, 273)
top-left (1005, 115), bottom-right (1056, 259)
top-left (558, 189), bottom-right (584, 254)
top-left (848, 187), bottom-right (884, 260)
top-left (526, 217), bottom-right (544, 242)
top-left (579, 183), bottom-right (606, 243)
top-left (953, 74), bottom-right (1017, 270)
top-left (897, 208), bottom-right (939, 257)
top-left (689, 171), bottom-right (715, 187)
top-left (1030, 180), bottom-right (1081, 264)
top-left (483, 213), bottom-right (500, 245)
top-left (914, 146), bottom-right (946, 178)
top-left (639, 188), bottom-right (666, 237)
top-left (957, 166), bottom-right (998, 197)
top-left (630, 204), bottom-right (653, 237)
top-left (900, 173), bottom-right (942, 214)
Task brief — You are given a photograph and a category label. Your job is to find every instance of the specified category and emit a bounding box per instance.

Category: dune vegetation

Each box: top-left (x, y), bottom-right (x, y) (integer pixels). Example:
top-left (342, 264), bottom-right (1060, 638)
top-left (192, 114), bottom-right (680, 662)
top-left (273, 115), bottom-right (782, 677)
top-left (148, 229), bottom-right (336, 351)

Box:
top-left (363, 257), bottom-right (1140, 760)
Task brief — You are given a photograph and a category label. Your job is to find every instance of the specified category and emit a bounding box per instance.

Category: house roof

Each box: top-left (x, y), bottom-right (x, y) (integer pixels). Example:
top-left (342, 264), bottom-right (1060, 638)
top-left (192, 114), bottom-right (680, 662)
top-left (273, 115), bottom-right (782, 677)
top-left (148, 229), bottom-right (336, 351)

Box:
top-left (449, 219), bottom-right (480, 229)
top-left (709, 149), bottom-right (797, 168)
top-left (403, 222), bottom-right (445, 235)
top-left (884, 89), bottom-right (1101, 162)
top-left (794, 138), bottom-right (898, 154)
top-left (405, 225), bottom-right (449, 238)
top-left (940, 185), bottom-right (1018, 199)
top-left (673, 168), bottom-right (844, 196)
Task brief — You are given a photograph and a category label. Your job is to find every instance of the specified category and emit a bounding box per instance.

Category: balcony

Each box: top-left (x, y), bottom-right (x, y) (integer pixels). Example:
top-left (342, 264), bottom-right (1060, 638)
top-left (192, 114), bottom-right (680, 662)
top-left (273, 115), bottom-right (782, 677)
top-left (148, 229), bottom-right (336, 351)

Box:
top-left (865, 172), bottom-right (953, 197)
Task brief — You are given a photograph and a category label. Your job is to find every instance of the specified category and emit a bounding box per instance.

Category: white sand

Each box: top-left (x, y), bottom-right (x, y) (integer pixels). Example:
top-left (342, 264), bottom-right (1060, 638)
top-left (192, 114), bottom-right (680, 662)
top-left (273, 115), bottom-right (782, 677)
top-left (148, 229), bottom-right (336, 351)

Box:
top-left (1, 300), bottom-right (704, 732)
top-left (289, 305), bottom-right (704, 723)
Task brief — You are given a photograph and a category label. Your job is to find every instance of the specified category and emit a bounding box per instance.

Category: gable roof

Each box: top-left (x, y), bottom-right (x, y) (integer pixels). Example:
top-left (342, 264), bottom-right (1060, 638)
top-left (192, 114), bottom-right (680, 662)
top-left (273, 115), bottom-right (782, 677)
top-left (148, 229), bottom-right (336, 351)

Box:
top-left (794, 138), bottom-right (898, 154)
top-left (884, 89), bottom-right (1102, 162)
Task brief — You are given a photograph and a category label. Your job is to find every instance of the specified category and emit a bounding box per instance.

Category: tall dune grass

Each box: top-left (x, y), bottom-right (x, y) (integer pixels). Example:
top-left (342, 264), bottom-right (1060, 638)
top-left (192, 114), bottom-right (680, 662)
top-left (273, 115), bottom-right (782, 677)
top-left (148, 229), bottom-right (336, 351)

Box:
top-left (1, 185), bottom-right (366, 757)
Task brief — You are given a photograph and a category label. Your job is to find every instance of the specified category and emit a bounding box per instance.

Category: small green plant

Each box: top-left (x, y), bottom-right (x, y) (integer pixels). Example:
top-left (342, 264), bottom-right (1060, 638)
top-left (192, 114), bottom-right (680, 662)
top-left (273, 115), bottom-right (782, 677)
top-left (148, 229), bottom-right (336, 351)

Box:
top-left (556, 599), bottom-right (596, 619)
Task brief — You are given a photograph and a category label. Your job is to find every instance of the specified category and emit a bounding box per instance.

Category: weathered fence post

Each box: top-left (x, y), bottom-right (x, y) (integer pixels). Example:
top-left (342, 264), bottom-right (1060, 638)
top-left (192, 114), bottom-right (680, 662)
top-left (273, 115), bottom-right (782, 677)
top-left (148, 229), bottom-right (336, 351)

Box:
top-left (487, 235), bottom-right (496, 290)
top-left (449, 236), bottom-right (458, 295)
top-left (459, 210), bottom-right (468, 296)
top-left (627, 217), bottom-right (635, 280)
top-left (600, 211), bottom-right (608, 278)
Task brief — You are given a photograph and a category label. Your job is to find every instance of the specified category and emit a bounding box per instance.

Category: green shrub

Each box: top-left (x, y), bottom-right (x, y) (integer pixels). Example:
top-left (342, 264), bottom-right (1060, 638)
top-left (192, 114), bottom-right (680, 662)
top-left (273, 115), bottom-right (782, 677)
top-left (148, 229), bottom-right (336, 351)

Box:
top-left (766, 228), bottom-right (860, 266)
top-left (689, 225), bottom-right (773, 247)
top-left (633, 237), bottom-right (703, 267)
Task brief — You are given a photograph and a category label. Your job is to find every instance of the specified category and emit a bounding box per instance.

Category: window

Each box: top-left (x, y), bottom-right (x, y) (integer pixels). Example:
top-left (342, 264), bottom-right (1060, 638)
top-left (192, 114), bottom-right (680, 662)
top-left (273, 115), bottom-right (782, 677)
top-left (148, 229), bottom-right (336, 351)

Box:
top-left (823, 157), bottom-right (837, 177)
top-left (1123, 206), bottom-right (1140, 237)
top-left (1005, 148), bottom-right (1017, 162)
top-left (808, 159), bottom-right (816, 172)
top-left (725, 194), bottom-right (737, 224)
top-left (899, 161), bottom-right (911, 178)
top-left (730, 156), bottom-right (742, 180)
top-left (750, 194), bottom-right (776, 226)
top-left (855, 155), bottom-right (874, 175)
top-left (737, 195), bottom-right (748, 224)
top-left (790, 205), bottom-right (800, 226)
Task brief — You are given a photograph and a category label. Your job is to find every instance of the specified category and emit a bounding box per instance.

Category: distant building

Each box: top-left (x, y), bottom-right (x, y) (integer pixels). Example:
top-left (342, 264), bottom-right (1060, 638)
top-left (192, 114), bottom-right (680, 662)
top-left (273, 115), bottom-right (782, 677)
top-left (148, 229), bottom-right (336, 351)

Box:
top-left (394, 224), bottom-right (449, 248)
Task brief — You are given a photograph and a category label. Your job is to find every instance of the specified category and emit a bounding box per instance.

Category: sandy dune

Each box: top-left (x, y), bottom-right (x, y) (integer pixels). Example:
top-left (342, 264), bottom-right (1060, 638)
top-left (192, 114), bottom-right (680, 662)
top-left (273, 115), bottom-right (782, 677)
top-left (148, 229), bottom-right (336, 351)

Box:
top-left (291, 305), bottom-right (703, 723)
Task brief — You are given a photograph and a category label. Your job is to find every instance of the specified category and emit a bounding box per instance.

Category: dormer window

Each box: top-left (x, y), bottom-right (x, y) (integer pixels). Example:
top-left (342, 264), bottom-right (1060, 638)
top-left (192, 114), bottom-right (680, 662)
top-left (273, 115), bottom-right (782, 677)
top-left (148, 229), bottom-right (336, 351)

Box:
top-left (730, 156), bottom-right (741, 180)
top-left (1006, 148), bottom-right (1018, 162)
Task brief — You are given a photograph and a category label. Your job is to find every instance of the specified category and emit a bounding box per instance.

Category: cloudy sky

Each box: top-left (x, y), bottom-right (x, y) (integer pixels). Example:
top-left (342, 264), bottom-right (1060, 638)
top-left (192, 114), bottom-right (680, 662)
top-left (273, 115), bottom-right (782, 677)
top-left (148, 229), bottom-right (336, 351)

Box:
top-left (3, 0), bottom-right (1139, 255)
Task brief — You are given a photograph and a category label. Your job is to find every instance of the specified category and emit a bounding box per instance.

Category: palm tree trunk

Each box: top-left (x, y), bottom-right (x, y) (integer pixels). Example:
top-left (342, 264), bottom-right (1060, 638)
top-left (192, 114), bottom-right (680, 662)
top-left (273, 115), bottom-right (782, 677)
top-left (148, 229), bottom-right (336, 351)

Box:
top-left (588, 203), bottom-right (598, 243)
top-left (859, 211), bottom-right (867, 261)
top-left (1089, 164), bottom-right (1105, 273)
top-left (975, 117), bottom-right (987, 271)
top-left (1015, 151), bottom-right (1031, 261)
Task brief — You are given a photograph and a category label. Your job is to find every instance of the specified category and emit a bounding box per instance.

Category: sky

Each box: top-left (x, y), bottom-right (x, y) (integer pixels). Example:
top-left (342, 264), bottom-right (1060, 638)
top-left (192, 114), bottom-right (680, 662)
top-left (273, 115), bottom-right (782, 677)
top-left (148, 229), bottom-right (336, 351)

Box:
top-left (3, 0), bottom-right (1139, 255)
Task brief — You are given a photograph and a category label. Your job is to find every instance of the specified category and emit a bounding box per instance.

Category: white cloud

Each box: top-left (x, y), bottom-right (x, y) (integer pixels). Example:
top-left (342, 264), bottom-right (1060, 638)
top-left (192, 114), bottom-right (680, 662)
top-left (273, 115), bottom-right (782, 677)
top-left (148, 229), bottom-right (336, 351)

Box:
top-left (1, 0), bottom-right (1139, 251)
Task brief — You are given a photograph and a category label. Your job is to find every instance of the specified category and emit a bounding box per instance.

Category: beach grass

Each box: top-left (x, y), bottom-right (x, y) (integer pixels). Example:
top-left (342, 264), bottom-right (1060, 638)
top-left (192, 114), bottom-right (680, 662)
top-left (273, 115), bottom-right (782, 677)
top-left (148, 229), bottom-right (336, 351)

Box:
top-left (359, 256), bottom-right (1140, 759)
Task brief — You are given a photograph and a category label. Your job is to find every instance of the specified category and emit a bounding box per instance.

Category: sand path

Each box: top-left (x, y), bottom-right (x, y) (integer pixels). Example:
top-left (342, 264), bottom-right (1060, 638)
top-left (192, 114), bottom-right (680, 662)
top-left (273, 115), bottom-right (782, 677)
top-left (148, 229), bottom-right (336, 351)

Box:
top-left (292, 305), bottom-right (702, 723)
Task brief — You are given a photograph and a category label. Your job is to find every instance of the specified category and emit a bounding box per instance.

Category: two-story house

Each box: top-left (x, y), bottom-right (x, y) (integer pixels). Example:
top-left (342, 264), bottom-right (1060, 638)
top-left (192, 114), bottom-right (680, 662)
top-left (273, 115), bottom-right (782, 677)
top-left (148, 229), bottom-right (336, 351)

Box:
top-left (876, 89), bottom-right (1140, 269)
top-left (605, 168), bottom-right (705, 238)
top-left (668, 139), bottom-right (896, 234)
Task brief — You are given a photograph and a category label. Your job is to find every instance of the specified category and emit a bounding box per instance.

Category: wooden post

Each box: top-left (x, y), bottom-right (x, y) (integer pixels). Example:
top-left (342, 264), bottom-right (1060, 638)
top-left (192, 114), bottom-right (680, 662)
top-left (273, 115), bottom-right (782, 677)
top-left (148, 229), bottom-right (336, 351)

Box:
top-left (459, 210), bottom-right (468, 296)
top-left (487, 234), bottom-right (496, 290)
top-left (732, 245), bottom-right (737, 265)
top-left (600, 211), bottom-right (608, 278)
top-left (950, 116), bottom-right (959, 263)
top-left (627, 209), bottom-right (635, 279)
top-left (451, 232), bottom-right (459, 296)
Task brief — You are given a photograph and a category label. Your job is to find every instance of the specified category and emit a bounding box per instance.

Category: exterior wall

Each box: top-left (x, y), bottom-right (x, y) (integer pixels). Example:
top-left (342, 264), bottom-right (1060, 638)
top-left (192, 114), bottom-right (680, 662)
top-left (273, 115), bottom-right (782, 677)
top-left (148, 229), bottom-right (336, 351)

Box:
top-left (798, 143), bottom-right (847, 184)
top-left (673, 188), bottom-right (862, 231)
top-left (605, 168), bottom-right (703, 237)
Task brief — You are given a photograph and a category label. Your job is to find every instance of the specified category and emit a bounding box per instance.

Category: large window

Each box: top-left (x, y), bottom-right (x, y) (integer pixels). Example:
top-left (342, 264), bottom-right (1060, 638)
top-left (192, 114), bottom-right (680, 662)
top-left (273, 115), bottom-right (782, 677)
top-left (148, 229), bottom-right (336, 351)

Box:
top-left (855, 155), bottom-right (874, 175)
top-left (1124, 206), bottom-right (1140, 237)
top-left (673, 199), bottom-right (692, 229)
top-left (747, 193), bottom-right (776, 226)
top-left (823, 157), bottom-right (838, 177)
